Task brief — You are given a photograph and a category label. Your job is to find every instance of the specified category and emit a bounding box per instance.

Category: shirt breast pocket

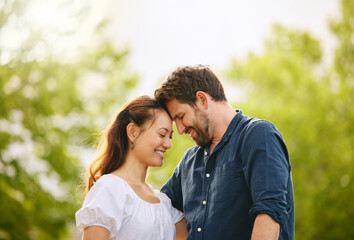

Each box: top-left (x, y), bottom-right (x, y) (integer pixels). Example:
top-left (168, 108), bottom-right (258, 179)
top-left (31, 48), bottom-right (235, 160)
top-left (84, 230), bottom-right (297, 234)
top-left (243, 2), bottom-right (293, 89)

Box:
top-left (211, 160), bottom-right (245, 203)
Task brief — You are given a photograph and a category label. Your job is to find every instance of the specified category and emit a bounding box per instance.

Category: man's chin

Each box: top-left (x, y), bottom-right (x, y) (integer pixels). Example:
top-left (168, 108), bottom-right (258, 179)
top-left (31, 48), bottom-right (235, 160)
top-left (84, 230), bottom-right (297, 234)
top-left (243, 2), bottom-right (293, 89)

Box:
top-left (193, 138), bottom-right (209, 147)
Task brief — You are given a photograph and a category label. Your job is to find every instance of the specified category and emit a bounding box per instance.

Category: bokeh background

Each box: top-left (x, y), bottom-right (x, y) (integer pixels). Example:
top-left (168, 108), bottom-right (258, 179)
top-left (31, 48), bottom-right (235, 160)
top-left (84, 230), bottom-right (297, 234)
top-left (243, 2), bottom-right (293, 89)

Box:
top-left (0, 0), bottom-right (353, 239)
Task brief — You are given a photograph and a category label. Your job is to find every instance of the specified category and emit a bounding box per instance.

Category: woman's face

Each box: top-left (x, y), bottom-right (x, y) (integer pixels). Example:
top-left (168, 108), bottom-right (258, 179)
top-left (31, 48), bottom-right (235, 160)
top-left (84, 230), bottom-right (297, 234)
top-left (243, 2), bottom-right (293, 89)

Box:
top-left (133, 110), bottom-right (173, 167)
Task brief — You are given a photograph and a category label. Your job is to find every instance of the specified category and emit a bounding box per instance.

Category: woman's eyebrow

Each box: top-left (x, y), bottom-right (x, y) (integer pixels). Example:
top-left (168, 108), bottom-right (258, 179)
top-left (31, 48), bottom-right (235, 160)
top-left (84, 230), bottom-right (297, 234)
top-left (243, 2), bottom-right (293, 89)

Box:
top-left (158, 127), bottom-right (173, 133)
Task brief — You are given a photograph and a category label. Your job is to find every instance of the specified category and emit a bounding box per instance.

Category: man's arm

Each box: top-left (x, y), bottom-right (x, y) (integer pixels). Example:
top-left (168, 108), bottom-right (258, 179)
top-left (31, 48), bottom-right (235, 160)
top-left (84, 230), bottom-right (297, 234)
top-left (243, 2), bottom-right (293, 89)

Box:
top-left (242, 120), bottom-right (291, 237)
top-left (251, 214), bottom-right (280, 240)
top-left (161, 159), bottom-right (184, 211)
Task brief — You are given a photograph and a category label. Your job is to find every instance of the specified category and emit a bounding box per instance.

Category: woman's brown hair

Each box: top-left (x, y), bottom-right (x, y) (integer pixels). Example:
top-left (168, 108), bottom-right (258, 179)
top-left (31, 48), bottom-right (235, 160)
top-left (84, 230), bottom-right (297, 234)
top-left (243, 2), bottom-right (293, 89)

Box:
top-left (86, 95), bottom-right (168, 192)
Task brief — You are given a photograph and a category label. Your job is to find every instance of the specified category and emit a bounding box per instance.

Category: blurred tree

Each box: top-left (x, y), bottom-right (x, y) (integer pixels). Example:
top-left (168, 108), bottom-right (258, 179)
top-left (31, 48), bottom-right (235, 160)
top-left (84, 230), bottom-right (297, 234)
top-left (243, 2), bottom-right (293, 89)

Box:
top-left (225, 0), bottom-right (353, 239)
top-left (0, 0), bottom-right (137, 239)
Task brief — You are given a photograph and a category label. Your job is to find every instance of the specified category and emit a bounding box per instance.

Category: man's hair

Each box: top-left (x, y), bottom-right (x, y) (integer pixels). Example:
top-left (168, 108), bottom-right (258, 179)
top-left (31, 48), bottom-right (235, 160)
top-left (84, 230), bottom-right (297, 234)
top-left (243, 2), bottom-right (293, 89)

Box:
top-left (154, 64), bottom-right (227, 106)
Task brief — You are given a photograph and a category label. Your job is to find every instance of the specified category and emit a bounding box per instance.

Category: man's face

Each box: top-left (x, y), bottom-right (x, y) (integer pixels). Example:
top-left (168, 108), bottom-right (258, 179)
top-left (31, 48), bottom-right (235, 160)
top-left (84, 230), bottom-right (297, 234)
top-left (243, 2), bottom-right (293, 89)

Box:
top-left (166, 99), bottom-right (211, 146)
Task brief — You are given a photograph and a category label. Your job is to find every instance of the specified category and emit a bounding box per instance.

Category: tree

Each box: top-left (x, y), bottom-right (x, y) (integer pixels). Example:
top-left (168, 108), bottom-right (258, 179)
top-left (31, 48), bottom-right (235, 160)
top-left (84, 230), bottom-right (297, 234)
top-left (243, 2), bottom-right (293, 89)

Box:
top-left (225, 0), bottom-right (353, 239)
top-left (0, 1), bottom-right (137, 239)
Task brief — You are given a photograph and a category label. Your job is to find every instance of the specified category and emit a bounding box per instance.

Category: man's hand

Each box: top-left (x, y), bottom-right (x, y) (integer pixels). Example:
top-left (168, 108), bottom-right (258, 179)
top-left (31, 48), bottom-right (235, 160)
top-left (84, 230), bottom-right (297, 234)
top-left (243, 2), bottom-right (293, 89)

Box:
top-left (251, 214), bottom-right (280, 240)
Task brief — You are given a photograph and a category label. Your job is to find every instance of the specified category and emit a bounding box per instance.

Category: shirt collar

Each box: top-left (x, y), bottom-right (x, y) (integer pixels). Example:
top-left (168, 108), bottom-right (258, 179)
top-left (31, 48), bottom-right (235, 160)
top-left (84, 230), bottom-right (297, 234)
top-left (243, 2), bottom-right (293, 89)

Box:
top-left (205, 109), bottom-right (243, 154)
top-left (223, 109), bottom-right (243, 141)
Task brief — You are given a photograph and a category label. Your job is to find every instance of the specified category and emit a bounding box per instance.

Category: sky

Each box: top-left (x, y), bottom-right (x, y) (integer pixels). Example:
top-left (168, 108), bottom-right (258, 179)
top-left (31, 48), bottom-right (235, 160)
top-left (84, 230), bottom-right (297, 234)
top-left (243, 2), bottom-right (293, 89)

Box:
top-left (0, 0), bottom-right (343, 191)
top-left (103, 0), bottom-right (340, 96)
top-left (15, 0), bottom-right (341, 98)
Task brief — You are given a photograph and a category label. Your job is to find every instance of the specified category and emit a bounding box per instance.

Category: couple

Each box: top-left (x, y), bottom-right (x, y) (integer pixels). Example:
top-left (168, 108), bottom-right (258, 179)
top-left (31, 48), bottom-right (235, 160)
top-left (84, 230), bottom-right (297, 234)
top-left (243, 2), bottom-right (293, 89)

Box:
top-left (75, 65), bottom-right (295, 240)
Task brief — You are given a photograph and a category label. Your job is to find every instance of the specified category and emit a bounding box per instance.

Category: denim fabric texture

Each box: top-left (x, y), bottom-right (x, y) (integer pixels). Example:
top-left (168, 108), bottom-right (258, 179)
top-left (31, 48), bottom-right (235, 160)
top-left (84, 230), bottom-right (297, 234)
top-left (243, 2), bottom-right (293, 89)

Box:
top-left (161, 110), bottom-right (294, 240)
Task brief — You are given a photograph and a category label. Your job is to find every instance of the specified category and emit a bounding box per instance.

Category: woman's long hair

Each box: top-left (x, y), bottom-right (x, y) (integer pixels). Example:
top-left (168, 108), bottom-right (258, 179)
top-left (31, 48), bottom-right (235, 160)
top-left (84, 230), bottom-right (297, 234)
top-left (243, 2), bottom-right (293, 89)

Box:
top-left (86, 95), bottom-right (168, 192)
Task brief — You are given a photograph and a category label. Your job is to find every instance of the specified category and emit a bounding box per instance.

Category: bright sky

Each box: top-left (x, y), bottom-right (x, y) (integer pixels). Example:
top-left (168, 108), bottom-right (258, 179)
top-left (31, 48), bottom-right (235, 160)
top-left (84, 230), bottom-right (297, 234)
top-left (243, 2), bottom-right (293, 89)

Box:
top-left (103, 0), bottom-right (340, 96)
top-left (2, 0), bottom-right (341, 182)
top-left (13, 0), bottom-right (340, 97)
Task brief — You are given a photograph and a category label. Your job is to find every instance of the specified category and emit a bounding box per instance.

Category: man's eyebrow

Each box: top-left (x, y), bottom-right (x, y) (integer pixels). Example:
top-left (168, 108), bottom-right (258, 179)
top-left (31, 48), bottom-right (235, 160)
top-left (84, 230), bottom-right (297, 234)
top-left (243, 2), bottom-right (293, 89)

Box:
top-left (171, 112), bottom-right (181, 121)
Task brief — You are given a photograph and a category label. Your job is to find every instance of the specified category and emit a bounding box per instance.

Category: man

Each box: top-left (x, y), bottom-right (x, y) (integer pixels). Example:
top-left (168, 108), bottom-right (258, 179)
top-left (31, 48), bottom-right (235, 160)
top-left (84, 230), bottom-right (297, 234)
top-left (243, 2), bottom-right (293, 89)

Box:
top-left (154, 65), bottom-right (294, 240)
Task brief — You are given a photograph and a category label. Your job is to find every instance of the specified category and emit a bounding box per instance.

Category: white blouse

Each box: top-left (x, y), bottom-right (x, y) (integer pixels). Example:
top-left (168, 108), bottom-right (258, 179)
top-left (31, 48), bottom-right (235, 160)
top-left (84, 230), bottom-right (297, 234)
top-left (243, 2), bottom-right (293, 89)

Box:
top-left (75, 174), bottom-right (183, 240)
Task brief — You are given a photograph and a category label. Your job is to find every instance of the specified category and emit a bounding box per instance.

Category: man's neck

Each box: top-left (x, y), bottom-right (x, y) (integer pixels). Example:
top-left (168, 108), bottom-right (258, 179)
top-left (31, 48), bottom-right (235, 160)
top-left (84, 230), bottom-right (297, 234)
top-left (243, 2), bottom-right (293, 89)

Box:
top-left (208, 102), bottom-right (236, 153)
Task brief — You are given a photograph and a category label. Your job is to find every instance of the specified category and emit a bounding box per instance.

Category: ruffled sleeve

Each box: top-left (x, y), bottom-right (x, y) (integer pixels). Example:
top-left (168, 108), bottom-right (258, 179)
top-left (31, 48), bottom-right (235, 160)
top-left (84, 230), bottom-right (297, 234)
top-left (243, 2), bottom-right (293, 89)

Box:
top-left (158, 191), bottom-right (184, 224)
top-left (75, 175), bottom-right (126, 239)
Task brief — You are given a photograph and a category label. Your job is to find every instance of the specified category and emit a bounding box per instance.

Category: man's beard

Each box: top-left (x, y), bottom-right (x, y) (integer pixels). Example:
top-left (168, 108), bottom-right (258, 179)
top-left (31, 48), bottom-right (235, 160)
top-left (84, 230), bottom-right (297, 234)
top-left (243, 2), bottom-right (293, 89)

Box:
top-left (191, 110), bottom-right (211, 147)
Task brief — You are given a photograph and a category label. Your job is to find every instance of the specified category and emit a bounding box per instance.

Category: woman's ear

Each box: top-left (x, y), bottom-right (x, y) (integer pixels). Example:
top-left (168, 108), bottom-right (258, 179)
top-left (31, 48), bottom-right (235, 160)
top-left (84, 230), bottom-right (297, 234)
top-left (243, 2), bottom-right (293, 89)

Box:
top-left (195, 91), bottom-right (209, 110)
top-left (126, 122), bottom-right (139, 143)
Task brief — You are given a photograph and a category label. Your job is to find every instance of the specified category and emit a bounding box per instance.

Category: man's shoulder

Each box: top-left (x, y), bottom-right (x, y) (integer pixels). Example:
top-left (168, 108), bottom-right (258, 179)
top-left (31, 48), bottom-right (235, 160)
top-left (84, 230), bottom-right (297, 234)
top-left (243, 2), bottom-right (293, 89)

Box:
top-left (242, 117), bottom-right (275, 132)
top-left (182, 145), bottom-right (200, 160)
top-left (237, 117), bottom-right (284, 144)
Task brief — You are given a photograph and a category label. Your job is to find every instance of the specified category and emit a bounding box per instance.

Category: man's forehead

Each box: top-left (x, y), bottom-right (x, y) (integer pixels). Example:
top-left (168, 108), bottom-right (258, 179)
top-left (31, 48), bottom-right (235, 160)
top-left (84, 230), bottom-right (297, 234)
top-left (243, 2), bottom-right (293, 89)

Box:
top-left (166, 100), bottom-right (184, 118)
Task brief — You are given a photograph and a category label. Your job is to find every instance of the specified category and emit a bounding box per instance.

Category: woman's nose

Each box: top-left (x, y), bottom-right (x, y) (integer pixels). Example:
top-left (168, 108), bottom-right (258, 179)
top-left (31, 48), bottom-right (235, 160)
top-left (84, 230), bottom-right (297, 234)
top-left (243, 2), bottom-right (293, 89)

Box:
top-left (163, 138), bottom-right (171, 149)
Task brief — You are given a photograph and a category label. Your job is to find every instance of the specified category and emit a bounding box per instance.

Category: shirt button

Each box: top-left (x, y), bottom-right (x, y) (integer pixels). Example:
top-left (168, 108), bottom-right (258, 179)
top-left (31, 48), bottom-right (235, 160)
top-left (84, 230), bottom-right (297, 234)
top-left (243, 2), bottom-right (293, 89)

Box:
top-left (197, 227), bottom-right (202, 232)
top-left (202, 200), bottom-right (206, 205)
top-left (206, 173), bottom-right (210, 178)
top-left (204, 151), bottom-right (207, 156)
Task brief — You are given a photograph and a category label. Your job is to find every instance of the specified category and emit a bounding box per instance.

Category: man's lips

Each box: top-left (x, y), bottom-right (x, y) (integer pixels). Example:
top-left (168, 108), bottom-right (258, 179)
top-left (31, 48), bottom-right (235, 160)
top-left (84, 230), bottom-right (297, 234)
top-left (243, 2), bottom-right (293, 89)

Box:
top-left (186, 128), bottom-right (196, 138)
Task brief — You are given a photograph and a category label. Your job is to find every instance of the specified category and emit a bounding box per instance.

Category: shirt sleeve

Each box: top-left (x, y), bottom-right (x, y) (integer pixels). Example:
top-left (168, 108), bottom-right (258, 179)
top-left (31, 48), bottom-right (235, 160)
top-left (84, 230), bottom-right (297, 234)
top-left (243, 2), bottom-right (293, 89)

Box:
top-left (75, 177), bottom-right (126, 239)
top-left (161, 158), bottom-right (184, 212)
top-left (242, 120), bottom-right (291, 231)
top-left (159, 191), bottom-right (184, 224)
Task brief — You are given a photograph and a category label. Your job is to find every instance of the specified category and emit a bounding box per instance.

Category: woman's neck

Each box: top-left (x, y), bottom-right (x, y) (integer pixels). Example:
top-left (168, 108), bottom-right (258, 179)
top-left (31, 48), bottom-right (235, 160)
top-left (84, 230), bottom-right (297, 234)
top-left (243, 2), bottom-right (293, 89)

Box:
top-left (111, 155), bottom-right (147, 184)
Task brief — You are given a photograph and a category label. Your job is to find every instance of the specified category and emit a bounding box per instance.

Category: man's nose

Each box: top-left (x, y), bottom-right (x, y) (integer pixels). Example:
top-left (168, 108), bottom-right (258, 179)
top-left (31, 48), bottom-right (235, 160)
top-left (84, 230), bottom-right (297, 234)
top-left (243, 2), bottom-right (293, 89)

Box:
top-left (175, 119), bottom-right (185, 135)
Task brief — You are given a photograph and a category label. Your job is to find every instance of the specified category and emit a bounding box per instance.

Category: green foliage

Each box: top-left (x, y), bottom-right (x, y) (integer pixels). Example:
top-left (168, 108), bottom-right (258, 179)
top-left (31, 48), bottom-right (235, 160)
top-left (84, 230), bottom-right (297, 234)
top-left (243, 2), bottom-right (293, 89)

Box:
top-left (1, 0), bottom-right (352, 239)
top-left (225, 0), bottom-right (353, 239)
top-left (0, 1), bottom-right (137, 239)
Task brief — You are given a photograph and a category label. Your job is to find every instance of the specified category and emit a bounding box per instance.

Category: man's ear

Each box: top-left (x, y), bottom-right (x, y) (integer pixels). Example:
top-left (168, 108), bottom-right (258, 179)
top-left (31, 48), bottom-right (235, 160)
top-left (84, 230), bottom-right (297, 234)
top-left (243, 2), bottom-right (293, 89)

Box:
top-left (126, 122), bottom-right (140, 143)
top-left (195, 91), bottom-right (209, 110)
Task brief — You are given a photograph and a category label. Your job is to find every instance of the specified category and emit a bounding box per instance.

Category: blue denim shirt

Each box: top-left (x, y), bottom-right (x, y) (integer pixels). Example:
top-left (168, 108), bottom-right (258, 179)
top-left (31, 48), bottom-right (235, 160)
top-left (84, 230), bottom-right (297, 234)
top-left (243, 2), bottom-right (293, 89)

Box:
top-left (161, 110), bottom-right (294, 240)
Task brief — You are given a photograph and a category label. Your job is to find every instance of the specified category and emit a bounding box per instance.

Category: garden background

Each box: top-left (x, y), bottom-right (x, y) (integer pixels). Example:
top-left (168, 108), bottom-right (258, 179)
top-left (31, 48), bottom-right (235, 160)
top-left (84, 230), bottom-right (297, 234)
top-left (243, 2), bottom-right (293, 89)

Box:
top-left (0, 0), bottom-right (353, 239)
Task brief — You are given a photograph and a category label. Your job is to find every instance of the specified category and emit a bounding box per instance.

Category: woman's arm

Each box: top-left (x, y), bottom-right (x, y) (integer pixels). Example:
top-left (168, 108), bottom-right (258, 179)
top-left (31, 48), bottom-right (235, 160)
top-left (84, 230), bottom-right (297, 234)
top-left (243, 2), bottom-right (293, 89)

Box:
top-left (82, 226), bottom-right (110, 240)
top-left (175, 218), bottom-right (188, 240)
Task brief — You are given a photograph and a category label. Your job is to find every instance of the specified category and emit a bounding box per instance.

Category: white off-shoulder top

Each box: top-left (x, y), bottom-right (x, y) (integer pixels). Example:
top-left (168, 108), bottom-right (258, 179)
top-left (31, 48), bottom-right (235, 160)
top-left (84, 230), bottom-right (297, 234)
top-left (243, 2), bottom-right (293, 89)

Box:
top-left (75, 174), bottom-right (184, 240)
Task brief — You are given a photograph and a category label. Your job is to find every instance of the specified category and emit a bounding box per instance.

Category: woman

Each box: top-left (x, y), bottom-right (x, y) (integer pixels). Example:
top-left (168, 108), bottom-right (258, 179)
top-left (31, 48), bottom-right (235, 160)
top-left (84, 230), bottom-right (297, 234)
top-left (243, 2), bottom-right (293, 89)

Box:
top-left (76, 96), bottom-right (188, 240)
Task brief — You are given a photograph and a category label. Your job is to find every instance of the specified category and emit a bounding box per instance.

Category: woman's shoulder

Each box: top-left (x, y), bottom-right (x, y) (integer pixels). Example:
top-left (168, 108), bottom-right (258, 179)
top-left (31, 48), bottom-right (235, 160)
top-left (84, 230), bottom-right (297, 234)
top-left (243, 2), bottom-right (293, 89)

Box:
top-left (90, 174), bottom-right (122, 189)
top-left (154, 188), bottom-right (184, 223)
top-left (76, 174), bottom-right (130, 238)
top-left (154, 188), bottom-right (172, 205)
top-left (94, 174), bottom-right (126, 186)
top-left (85, 174), bottom-right (130, 202)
